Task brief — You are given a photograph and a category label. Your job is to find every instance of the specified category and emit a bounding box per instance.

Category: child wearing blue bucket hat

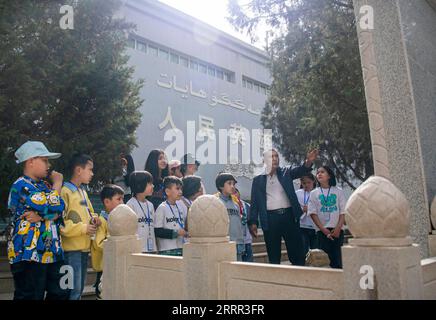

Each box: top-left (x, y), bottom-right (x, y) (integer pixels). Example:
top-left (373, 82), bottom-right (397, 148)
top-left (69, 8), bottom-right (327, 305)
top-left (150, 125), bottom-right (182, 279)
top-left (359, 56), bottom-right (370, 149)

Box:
top-left (7, 141), bottom-right (68, 300)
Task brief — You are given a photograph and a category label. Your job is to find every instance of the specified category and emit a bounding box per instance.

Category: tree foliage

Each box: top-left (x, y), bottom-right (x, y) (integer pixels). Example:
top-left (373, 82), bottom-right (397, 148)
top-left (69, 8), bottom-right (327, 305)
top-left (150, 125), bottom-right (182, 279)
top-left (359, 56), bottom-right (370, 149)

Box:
top-left (0, 0), bottom-right (143, 219)
top-left (228, 0), bottom-right (373, 189)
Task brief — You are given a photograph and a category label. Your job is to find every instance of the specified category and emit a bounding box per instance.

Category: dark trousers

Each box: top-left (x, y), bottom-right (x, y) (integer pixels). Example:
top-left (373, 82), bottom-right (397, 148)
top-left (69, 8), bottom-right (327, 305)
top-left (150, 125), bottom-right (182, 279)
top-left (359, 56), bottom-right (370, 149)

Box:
top-left (95, 271), bottom-right (103, 298)
top-left (10, 260), bottom-right (69, 300)
top-left (301, 228), bottom-right (318, 255)
top-left (317, 229), bottom-right (344, 269)
top-left (263, 208), bottom-right (305, 265)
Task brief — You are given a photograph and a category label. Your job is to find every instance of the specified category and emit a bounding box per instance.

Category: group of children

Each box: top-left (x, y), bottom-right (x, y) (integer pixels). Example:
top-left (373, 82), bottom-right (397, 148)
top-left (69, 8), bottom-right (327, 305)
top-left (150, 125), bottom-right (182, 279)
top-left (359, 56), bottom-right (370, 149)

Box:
top-left (6, 140), bottom-right (346, 301)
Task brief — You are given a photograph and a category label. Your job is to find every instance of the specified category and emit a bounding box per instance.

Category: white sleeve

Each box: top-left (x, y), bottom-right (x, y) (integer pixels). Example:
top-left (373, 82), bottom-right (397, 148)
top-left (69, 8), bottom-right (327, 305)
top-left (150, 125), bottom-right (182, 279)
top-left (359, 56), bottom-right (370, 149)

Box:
top-left (295, 189), bottom-right (304, 207)
top-left (154, 205), bottom-right (165, 228)
top-left (337, 188), bottom-right (347, 215)
top-left (126, 199), bottom-right (136, 213)
top-left (307, 190), bottom-right (319, 216)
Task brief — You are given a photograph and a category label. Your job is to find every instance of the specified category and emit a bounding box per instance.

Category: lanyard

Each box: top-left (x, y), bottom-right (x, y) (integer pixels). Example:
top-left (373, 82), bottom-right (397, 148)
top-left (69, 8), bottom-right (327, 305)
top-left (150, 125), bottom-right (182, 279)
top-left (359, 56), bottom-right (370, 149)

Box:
top-left (166, 201), bottom-right (184, 229)
top-left (78, 186), bottom-right (94, 220)
top-left (320, 187), bottom-right (331, 206)
top-left (303, 191), bottom-right (310, 205)
top-left (136, 198), bottom-right (151, 226)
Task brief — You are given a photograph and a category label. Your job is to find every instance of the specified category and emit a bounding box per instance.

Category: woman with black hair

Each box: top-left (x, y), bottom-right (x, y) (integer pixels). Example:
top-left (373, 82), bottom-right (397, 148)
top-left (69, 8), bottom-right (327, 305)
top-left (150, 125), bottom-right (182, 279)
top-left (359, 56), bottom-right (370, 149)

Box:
top-left (308, 166), bottom-right (347, 269)
top-left (145, 149), bottom-right (169, 209)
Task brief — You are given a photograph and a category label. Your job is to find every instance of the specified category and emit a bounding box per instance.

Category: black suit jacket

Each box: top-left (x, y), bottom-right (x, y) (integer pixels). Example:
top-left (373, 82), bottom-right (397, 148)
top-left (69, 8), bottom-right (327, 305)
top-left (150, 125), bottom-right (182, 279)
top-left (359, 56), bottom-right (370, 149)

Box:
top-left (249, 164), bottom-right (313, 231)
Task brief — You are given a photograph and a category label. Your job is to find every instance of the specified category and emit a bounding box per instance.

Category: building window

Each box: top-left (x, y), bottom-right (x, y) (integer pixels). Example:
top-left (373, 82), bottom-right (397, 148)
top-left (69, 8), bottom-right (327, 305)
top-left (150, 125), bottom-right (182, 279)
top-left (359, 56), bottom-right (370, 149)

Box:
top-left (208, 66), bottom-right (216, 77)
top-left (159, 48), bottom-right (169, 60)
top-left (180, 56), bottom-right (189, 67)
top-left (216, 70), bottom-right (224, 80)
top-left (127, 38), bottom-right (136, 49)
top-left (170, 53), bottom-right (179, 64)
top-left (137, 41), bottom-right (146, 53)
top-left (190, 60), bottom-right (198, 71)
top-left (199, 64), bottom-right (207, 74)
top-left (242, 76), bottom-right (269, 94)
top-left (128, 35), bottom-right (237, 85)
top-left (261, 85), bottom-right (267, 95)
top-left (148, 45), bottom-right (158, 57)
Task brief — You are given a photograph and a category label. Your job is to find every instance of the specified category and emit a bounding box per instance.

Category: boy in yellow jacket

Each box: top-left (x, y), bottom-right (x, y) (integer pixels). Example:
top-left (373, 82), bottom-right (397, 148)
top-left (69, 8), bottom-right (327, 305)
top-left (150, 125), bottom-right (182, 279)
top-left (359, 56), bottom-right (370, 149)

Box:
top-left (91, 184), bottom-right (124, 299)
top-left (60, 154), bottom-right (100, 300)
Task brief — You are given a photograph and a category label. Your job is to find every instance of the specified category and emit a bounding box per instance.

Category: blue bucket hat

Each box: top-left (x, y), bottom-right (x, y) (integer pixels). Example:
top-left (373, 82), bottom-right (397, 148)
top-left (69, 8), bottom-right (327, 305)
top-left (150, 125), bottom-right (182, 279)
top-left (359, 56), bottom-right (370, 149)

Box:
top-left (15, 141), bottom-right (62, 164)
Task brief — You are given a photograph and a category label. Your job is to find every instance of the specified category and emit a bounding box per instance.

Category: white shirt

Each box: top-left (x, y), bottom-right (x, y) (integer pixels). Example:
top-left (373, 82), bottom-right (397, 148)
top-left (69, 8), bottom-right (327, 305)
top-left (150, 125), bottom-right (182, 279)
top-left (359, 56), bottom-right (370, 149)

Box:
top-left (154, 201), bottom-right (187, 251)
top-left (126, 197), bottom-right (156, 252)
top-left (295, 189), bottom-right (316, 229)
top-left (307, 186), bottom-right (347, 230)
top-left (265, 173), bottom-right (291, 210)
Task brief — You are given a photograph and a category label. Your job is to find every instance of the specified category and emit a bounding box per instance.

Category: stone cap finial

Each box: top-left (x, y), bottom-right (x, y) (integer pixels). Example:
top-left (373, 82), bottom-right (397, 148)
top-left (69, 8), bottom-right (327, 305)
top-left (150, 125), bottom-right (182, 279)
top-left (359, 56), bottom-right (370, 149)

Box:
top-left (108, 204), bottom-right (138, 236)
top-left (345, 176), bottom-right (410, 239)
top-left (431, 196), bottom-right (436, 230)
top-left (188, 195), bottom-right (229, 238)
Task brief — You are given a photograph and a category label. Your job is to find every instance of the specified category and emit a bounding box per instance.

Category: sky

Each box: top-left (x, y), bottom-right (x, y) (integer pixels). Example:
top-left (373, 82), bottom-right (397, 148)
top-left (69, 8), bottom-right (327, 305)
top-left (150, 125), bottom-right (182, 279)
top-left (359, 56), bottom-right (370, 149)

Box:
top-left (158, 0), bottom-right (267, 49)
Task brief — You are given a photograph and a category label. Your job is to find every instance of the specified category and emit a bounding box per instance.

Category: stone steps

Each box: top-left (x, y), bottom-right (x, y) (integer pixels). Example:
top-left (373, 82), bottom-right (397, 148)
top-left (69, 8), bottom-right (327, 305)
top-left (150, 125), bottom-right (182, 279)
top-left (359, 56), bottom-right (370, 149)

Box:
top-left (251, 241), bottom-right (286, 254)
top-left (253, 250), bottom-right (289, 264)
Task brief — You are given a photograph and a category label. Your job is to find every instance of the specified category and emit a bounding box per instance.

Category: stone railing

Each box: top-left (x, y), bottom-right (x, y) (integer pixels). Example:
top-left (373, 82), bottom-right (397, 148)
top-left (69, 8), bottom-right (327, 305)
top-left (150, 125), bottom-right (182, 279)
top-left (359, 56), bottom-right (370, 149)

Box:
top-left (102, 177), bottom-right (435, 300)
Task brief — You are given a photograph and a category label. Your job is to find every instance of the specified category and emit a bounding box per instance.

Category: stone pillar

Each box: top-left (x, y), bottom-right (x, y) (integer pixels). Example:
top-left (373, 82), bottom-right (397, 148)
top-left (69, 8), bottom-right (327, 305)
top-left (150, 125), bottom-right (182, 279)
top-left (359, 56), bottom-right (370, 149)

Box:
top-left (183, 195), bottom-right (236, 300)
top-left (343, 176), bottom-right (424, 300)
top-left (102, 204), bottom-right (142, 300)
top-left (352, 0), bottom-right (435, 257)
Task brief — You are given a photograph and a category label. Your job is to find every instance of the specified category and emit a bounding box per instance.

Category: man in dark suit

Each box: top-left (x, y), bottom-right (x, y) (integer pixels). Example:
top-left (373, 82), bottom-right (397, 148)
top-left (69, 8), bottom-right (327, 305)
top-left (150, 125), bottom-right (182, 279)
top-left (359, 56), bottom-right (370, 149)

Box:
top-left (249, 148), bottom-right (318, 265)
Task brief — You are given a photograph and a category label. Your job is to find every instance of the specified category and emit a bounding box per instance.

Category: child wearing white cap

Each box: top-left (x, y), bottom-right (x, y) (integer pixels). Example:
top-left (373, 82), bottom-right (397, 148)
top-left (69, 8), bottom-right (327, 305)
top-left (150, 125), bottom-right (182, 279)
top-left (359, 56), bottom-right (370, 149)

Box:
top-left (7, 141), bottom-right (68, 300)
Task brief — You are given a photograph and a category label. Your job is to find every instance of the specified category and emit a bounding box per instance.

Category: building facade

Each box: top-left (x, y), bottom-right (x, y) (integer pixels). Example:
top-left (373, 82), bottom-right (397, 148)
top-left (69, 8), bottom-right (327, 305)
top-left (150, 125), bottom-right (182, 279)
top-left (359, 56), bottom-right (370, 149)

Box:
top-left (120, 0), bottom-right (271, 197)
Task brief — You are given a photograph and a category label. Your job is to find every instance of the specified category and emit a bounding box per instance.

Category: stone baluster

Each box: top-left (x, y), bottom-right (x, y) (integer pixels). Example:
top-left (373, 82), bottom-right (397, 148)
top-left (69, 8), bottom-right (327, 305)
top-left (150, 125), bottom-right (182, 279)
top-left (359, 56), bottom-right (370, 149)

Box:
top-left (343, 176), bottom-right (424, 299)
top-left (102, 204), bottom-right (142, 300)
top-left (182, 195), bottom-right (236, 299)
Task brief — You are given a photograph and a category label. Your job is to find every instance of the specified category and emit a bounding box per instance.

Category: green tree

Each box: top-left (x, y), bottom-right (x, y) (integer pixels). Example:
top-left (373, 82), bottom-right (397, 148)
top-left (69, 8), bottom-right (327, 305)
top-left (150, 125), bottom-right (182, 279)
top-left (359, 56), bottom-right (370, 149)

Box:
top-left (228, 0), bottom-right (373, 189)
top-left (0, 0), bottom-right (143, 220)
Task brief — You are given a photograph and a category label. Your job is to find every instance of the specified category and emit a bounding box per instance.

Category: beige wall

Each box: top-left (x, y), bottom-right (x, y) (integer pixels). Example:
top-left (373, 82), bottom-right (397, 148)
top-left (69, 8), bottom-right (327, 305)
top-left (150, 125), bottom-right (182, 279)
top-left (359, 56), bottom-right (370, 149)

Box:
top-left (218, 262), bottom-right (344, 300)
top-left (126, 254), bottom-right (184, 300)
top-left (421, 257), bottom-right (436, 300)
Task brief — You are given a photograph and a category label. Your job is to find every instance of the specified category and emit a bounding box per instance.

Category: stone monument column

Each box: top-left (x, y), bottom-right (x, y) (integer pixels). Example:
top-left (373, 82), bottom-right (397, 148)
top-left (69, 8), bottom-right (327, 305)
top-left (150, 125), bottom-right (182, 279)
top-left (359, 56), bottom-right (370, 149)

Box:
top-left (352, 0), bottom-right (435, 257)
top-left (182, 195), bottom-right (236, 300)
top-left (343, 176), bottom-right (423, 299)
top-left (102, 204), bottom-right (142, 300)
